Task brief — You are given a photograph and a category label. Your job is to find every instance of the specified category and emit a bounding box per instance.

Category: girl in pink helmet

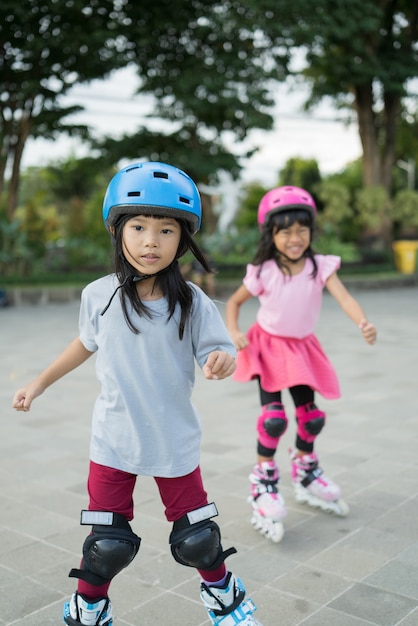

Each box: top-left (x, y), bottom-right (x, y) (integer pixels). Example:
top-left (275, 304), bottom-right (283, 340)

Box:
top-left (226, 185), bottom-right (377, 542)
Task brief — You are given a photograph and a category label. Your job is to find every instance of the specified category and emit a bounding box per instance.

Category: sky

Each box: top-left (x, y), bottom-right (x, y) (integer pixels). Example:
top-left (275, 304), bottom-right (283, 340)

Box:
top-left (21, 66), bottom-right (363, 188)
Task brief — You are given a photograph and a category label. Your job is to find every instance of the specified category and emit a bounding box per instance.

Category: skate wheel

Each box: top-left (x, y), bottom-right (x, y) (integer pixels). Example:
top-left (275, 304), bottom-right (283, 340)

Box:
top-left (269, 521), bottom-right (284, 543)
top-left (335, 498), bottom-right (349, 517)
top-left (294, 489), bottom-right (350, 517)
top-left (250, 512), bottom-right (284, 543)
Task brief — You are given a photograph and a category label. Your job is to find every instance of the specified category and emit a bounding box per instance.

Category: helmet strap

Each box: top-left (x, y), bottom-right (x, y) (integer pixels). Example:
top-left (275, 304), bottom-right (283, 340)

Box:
top-left (101, 263), bottom-right (176, 317)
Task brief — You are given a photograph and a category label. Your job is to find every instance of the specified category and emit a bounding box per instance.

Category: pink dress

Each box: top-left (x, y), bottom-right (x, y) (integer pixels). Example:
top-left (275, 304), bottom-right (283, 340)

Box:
top-left (234, 255), bottom-right (341, 399)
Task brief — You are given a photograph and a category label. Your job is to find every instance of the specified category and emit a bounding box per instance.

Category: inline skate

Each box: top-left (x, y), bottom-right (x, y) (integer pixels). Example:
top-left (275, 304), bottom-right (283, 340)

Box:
top-left (201, 572), bottom-right (263, 625)
top-left (290, 449), bottom-right (349, 516)
top-left (63, 592), bottom-right (112, 626)
top-left (248, 460), bottom-right (287, 542)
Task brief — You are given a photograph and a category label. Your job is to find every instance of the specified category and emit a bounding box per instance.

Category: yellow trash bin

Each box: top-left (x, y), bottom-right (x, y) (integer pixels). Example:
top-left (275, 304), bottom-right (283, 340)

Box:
top-left (392, 240), bottom-right (418, 274)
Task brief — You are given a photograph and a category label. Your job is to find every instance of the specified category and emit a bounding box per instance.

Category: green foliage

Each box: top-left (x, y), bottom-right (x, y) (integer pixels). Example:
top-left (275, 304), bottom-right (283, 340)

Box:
top-left (314, 233), bottom-right (361, 263)
top-left (278, 158), bottom-right (321, 193)
top-left (355, 187), bottom-right (390, 231)
top-left (392, 189), bottom-right (418, 231)
top-left (64, 237), bottom-right (112, 271)
top-left (0, 218), bottom-right (33, 276)
top-left (326, 160), bottom-right (363, 195)
top-left (235, 182), bottom-right (269, 229)
top-left (315, 180), bottom-right (358, 241)
top-left (202, 229), bottom-right (260, 266)
top-left (1, 157), bottom-right (113, 278)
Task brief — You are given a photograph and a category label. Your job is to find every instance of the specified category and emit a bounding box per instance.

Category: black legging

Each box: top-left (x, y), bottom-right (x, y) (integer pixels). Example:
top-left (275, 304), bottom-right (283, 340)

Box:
top-left (259, 382), bottom-right (314, 408)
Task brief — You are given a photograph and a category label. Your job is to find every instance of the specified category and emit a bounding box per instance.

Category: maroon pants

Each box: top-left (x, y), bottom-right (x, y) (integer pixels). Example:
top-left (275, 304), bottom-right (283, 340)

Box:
top-left (77, 461), bottom-right (226, 598)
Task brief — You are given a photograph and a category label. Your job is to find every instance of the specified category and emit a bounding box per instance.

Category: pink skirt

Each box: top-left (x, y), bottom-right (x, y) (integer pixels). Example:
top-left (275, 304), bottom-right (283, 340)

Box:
top-left (234, 323), bottom-right (341, 399)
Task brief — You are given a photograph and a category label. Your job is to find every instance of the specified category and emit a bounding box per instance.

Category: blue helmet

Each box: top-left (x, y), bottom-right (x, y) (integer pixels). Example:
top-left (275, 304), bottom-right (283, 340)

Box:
top-left (102, 161), bottom-right (202, 234)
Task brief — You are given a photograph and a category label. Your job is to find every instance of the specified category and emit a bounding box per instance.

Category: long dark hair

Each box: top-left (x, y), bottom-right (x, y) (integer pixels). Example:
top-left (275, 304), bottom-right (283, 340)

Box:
top-left (252, 208), bottom-right (318, 278)
top-left (111, 214), bottom-right (213, 339)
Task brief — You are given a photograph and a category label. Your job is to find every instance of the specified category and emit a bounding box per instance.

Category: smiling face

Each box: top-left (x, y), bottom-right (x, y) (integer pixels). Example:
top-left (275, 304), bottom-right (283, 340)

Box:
top-left (273, 220), bottom-right (311, 262)
top-left (120, 214), bottom-right (182, 276)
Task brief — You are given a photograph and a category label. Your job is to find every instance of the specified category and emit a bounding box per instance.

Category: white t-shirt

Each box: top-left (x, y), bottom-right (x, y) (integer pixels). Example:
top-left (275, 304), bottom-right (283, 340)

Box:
top-left (79, 274), bottom-right (235, 478)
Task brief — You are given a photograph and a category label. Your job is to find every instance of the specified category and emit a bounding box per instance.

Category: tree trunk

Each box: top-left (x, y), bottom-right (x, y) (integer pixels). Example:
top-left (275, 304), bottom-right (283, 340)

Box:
top-left (0, 157), bottom-right (6, 201)
top-left (200, 192), bottom-right (218, 234)
top-left (354, 82), bottom-right (381, 187)
top-left (381, 91), bottom-right (401, 192)
top-left (0, 119), bottom-right (13, 202)
top-left (7, 115), bottom-right (32, 220)
top-left (353, 82), bottom-right (396, 249)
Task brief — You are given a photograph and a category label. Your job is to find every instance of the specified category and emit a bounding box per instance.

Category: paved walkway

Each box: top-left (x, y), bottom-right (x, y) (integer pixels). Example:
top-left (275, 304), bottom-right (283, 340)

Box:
top-left (1, 286), bottom-right (418, 626)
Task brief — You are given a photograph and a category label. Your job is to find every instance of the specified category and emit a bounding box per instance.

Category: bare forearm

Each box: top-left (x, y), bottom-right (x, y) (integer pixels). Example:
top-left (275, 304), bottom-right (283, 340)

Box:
top-left (226, 286), bottom-right (252, 350)
top-left (225, 299), bottom-right (240, 334)
top-left (339, 293), bottom-right (367, 325)
top-left (13, 337), bottom-right (93, 411)
top-left (326, 274), bottom-right (377, 345)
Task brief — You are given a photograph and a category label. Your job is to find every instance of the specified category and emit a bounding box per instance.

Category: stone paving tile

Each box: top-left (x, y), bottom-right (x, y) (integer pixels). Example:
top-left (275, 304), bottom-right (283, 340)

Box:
top-left (328, 583), bottom-right (417, 625)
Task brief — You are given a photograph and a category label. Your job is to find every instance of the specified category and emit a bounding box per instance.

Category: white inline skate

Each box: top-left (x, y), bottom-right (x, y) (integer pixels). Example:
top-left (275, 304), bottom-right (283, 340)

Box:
top-left (248, 460), bottom-right (287, 543)
top-left (290, 449), bottom-right (349, 516)
top-left (201, 572), bottom-right (263, 625)
top-left (63, 592), bottom-right (112, 626)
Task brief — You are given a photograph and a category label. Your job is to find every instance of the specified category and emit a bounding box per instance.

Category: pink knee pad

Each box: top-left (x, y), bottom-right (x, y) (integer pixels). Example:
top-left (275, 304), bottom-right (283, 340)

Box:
top-left (295, 403), bottom-right (326, 444)
top-left (257, 402), bottom-right (288, 450)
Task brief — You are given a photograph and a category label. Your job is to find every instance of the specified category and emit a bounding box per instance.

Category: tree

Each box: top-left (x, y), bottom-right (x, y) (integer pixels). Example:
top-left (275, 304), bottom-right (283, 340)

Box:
top-left (94, 1), bottom-right (292, 187)
top-left (0, 0), bottom-right (128, 219)
top-left (278, 158), bottom-right (321, 194)
top-left (288, 0), bottom-right (418, 192)
top-left (1, 1), bottom-right (296, 222)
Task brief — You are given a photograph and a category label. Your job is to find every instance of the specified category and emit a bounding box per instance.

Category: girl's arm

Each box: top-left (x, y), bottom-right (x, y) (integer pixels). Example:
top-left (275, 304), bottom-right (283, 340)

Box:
top-left (225, 284), bottom-right (253, 350)
top-left (325, 273), bottom-right (377, 345)
top-left (12, 337), bottom-right (94, 412)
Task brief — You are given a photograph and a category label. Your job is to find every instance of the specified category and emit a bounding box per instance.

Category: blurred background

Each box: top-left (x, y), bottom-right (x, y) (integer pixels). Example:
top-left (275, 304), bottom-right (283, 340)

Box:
top-left (2, 0), bottom-right (418, 293)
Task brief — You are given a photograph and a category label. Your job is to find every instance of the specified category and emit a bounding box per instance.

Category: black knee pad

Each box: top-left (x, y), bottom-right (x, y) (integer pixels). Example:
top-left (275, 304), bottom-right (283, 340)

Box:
top-left (169, 503), bottom-right (236, 570)
top-left (264, 416), bottom-right (288, 438)
top-left (69, 510), bottom-right (141, 586)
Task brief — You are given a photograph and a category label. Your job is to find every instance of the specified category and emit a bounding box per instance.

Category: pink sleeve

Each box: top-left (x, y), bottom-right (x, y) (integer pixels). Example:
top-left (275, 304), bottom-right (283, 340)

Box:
top-left (243, 264), bottom-right (264, 296)
top-left (316, 255), bottom-right (341, 285)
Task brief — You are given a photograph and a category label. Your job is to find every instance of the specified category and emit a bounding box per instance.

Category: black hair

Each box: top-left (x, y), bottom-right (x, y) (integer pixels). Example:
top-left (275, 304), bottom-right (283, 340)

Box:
top-left (111, 214), bottom-right (213, 339)
top-left (252, 208), bottom-right (318, 278)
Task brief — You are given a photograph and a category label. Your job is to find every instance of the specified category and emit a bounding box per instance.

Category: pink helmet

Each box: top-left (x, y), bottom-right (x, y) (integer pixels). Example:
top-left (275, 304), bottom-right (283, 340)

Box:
top-left (257, 185), bottom-right (317, 227)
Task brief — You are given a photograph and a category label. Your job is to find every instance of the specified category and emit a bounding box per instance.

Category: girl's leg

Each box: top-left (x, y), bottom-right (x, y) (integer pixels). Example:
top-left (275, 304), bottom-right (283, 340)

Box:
top-left (64, 462), bottom-right (139, 625)
top-left (257, 381), bottom-right (288, 460)
top-left (288, 385), bottom-right (324, 453)
top-left (156, 469), bottom-right (262, 623)
top-left (155, 467), bottom-right (227, 584)
top-left (247, 383), bottom-right (288, 542)
top-left (78, 461), bottom-right (137, 598)
top-left (288, 387), bottom-right (347, 514)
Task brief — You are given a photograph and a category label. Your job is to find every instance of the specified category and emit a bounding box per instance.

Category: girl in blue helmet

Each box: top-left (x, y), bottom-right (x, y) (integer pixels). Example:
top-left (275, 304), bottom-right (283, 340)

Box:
top-left (226, 185), bottom-right (377, 543)
top-left (12, 162), bottom-right (263, 626)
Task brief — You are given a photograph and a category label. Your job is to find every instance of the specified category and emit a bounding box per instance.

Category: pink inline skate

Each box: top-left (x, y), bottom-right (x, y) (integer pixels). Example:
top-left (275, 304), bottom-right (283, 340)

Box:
top-left (290, 450), bottom-right (349, 516)
top-left (248, 461), bottom-right (287, 542)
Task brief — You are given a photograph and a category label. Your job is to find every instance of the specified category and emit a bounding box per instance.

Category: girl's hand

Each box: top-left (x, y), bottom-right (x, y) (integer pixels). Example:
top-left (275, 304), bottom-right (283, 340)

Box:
top-left (229, 330), bottom-right (249, 351)
top-left (12, 381), bottom-right (45, 412)
top-left (203, 351), bottom-right (236, 380)
top-left (359, 319), bottom-right (377, 345)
